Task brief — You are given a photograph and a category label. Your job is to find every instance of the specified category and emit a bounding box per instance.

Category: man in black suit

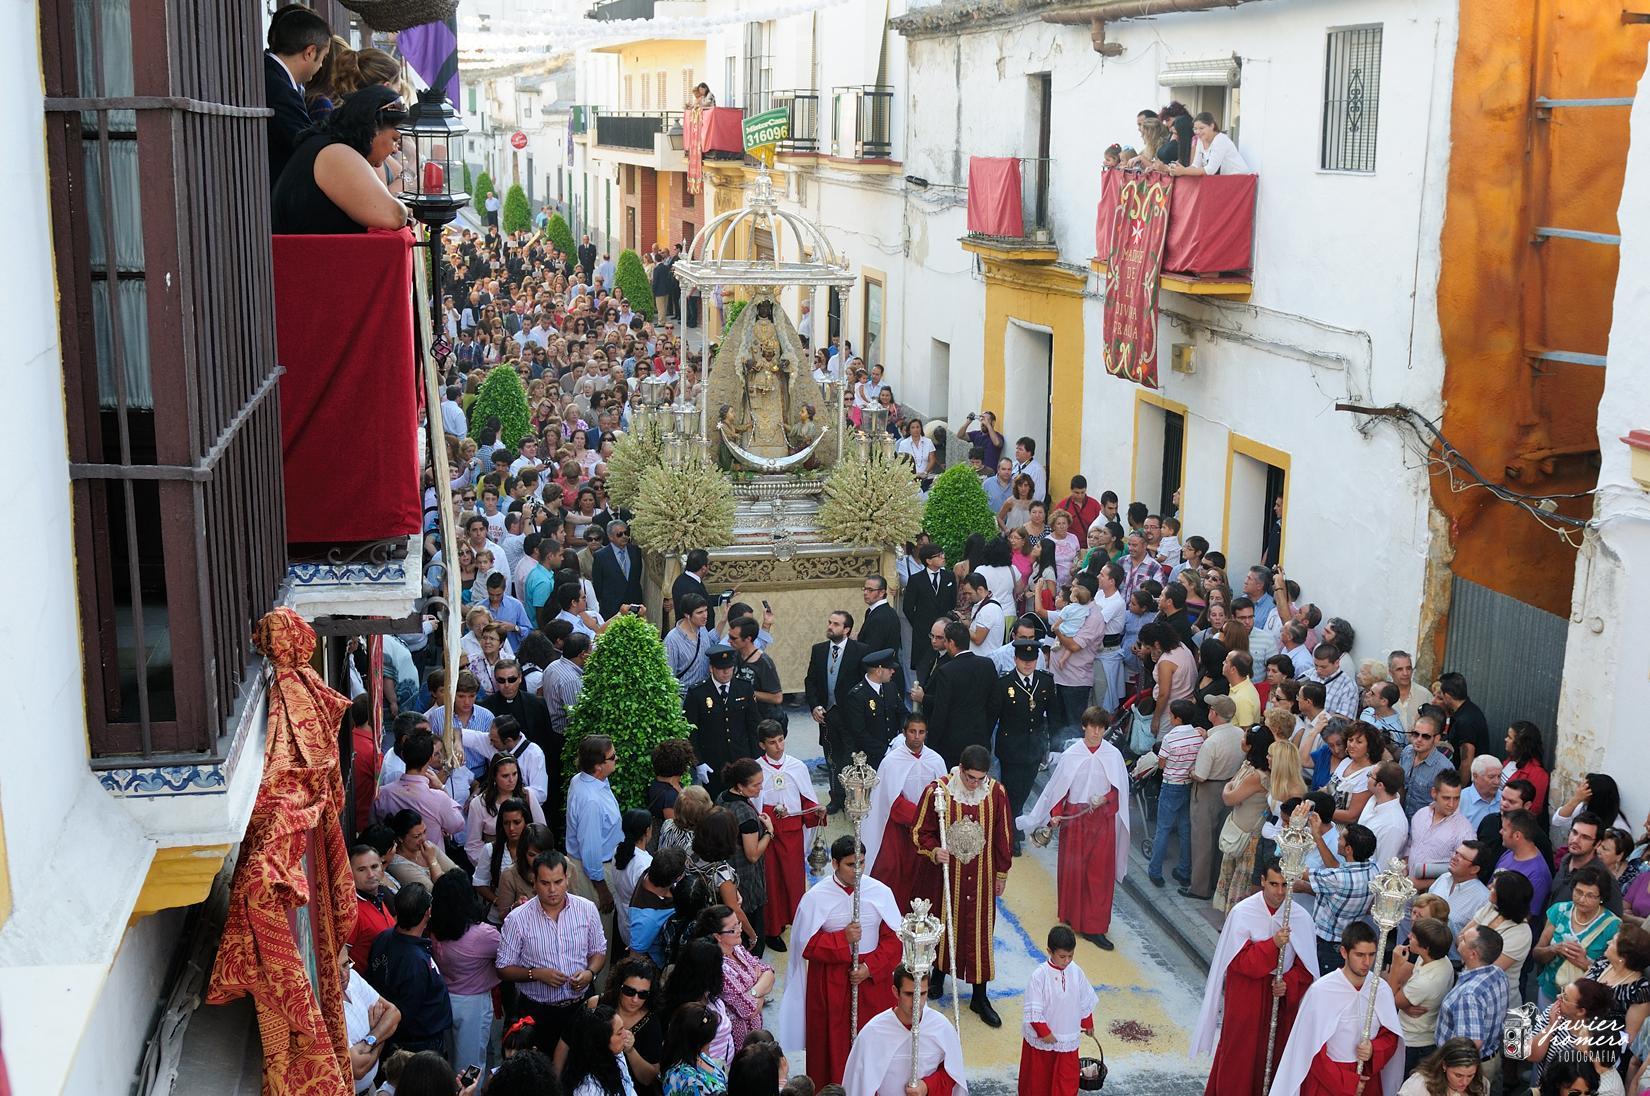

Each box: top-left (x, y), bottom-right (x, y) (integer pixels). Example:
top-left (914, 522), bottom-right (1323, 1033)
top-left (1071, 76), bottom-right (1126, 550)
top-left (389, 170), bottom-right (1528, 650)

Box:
top-left (831, 648), bottom-right (904, 772)
top-left (924, 620), bottom-right (1002, 768)
top-left (804, 610), bottom-right (866, 812)
top-left (479, 657), bottom-right (552, 754)
top-left (991, 638), bottom-right (1057, 854)
top-left (591, 520), bottom-right (645, 617)
top-left (671, 548), bottom-right (725, 631)
top-left (857, 574), bottom-right (904, 698)
top-left (683, 644), bottom-right (758, 800)
top-left (264, 6), bottom-right (331, 187)
top-left (902, 544), bottom-right (956, 681)
top-left (577, 233), bottom-right (598, 278)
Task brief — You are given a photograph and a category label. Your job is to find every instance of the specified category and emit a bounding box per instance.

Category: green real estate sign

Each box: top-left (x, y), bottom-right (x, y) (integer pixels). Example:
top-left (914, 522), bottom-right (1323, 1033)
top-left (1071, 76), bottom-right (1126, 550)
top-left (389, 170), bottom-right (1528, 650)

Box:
top-left (742, 108), bottom-right (789, 154)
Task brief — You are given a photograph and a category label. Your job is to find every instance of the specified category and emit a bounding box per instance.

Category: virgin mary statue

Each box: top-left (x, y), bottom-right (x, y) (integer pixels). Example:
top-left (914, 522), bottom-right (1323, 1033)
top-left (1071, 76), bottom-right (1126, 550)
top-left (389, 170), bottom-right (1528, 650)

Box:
top-left (738, 300), bottom-right (794, 457)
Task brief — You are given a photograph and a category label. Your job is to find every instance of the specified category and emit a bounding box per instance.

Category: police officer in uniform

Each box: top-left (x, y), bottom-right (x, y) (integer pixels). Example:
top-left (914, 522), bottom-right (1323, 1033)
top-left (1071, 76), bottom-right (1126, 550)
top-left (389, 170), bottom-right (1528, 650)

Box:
top-left (684, 643), bottom-right (758, 800)
top-left (991, 637), bottom-right (1056, 855)
top-left (830, 647), bottom-right (905, 772)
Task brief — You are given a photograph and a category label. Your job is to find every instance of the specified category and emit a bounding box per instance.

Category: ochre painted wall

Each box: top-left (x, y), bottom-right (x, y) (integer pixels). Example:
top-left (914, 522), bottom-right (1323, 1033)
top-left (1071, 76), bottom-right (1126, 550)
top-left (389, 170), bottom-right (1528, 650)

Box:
top-left (1434, 1), bottom-right (1648, 633)
top-left (977, 255), bottom-right (1087, 498)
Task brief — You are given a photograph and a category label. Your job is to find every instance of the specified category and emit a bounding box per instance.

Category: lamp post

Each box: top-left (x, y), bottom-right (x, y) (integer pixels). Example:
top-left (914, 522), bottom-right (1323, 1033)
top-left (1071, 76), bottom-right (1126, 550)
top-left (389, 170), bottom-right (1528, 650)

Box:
top-left (398, 88), bottom-right (472, 346)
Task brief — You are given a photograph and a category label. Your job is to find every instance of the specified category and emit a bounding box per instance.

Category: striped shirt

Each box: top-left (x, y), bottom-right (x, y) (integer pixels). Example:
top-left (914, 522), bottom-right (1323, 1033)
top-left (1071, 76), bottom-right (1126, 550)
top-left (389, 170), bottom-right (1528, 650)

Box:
top-left (1158, 724), bottom-right (1203, 784)
top-left (496, 892), bottom-right (607, 1004)
top-left (1308, 859), bottom-right (1377, 941)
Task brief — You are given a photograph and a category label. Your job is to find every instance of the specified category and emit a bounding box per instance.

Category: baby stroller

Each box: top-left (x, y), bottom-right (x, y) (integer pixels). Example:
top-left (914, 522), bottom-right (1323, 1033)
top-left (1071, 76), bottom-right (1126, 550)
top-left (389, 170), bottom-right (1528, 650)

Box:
top-left (1106, 690), bottom-right (1162, 859)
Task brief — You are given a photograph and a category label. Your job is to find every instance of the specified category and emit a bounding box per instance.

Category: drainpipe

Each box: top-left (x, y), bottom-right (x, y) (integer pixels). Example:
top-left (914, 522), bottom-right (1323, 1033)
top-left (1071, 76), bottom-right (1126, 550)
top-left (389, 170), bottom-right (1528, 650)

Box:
top-left (1041, 0), bottom-right (1269, 54)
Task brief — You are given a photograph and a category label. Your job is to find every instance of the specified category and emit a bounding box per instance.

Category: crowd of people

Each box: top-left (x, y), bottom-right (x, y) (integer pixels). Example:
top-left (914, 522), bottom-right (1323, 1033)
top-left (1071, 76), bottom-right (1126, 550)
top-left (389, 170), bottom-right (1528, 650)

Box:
top-left (287, 106), bottom-right (1650, 1091)
top-left (1100, 100), bottom-right (1252, 177)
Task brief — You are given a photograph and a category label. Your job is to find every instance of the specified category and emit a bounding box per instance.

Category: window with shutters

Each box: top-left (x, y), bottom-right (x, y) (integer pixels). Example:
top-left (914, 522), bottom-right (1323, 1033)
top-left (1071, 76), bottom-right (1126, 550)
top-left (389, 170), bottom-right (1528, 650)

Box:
top-left (656, 72), bottom-right (667, 111)
top-left (1320, 25), bottom-right (1382, 173)
top-left (623, 74), bottom-right (634, 109)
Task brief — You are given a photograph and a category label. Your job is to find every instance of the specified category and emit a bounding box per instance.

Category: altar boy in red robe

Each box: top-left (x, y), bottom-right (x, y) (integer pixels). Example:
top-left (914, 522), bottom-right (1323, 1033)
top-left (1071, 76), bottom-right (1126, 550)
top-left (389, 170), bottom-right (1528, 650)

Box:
top-left (1268, 922), bottom-right (1403, 1096)
top-left (1189, 861), bottom-right (1318, 1095)
top-left (775, 834), bottom-right (906, 1085)
top-left (755, 719), bottom-right (824, 950)
top-left (842, 966), bottom-right (968, 1096)
top-left (864, 712), bottom-right (947, 908)
top-left (1019, 925), bottom-right (1097, 1095)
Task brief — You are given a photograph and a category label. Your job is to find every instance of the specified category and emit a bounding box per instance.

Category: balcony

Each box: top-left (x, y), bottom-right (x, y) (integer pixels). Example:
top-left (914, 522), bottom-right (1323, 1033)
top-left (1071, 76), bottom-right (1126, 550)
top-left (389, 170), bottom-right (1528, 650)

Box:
top-left (1090, 166), bottom-right (1257, 299)
top-left (962, 156), bottom-right (1057, 261)
top-left (272, 229), bottom-right (425, 621)
top-left (830, 85), bottom-right (895, 163)
top-left (774, 90), bottom-right (820, 154)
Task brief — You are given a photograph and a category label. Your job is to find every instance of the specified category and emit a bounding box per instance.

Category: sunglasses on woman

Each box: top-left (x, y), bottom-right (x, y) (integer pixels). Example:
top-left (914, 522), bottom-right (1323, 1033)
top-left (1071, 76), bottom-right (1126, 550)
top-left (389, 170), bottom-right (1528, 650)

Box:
top-left (619, 985), bottom-right (651, 1000)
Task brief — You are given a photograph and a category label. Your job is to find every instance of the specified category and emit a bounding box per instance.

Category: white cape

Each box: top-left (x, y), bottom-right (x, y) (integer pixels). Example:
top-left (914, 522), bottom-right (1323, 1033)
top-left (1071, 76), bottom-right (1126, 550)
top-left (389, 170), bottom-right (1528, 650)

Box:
top-left (775, 872), bottom-right (905, 1051)
top-left (1189, 890), bottom-right (1319, 1057)
top-left (757, 752), bottom-right (820, 849)
top-left (841, 1005), bottom-right (969, 1096)
top-left (862, 739), bottom-right (947, 874)
top-left (1267, 966), bottom-right (1404, 1096)
top-left (1017, 738), bottom-right (1132, 881)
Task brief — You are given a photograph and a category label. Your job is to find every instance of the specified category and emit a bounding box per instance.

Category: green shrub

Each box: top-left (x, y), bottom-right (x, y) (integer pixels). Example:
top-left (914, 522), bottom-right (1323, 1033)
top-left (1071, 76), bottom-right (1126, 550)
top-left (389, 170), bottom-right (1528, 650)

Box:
top-left (562, 614), bottom-right (695, 810)
top-left (722, 299), bottom-right (747, 337)
top-left (922, 462), bottom-right (999, 562)
top-left (615, 249), bottom-right (655, 321)
top-left (502, 184), bottom-right (531, 234)
top-left (462, 162), bottom-right (474, 196)
top-left (468, 364), bottom-right (532, 448)
top-left (473, 170), bottom-right (495, 217)
top-left (547, 212), bottom-right (578, 262)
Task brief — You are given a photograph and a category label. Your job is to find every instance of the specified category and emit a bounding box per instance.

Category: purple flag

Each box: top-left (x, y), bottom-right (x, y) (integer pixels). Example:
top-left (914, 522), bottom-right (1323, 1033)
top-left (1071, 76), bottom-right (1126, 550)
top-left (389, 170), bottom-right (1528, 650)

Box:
top-left (399, 19), bottom-right (460, 108)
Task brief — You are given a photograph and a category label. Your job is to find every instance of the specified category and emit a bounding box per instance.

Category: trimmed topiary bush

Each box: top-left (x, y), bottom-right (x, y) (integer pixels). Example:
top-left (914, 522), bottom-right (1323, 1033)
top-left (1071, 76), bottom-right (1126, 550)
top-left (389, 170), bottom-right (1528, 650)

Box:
top-left (462, 162), bottom-right (474, 196)
top-left (473, 170), bottom-right (495, 217)
top-left (562, 613), bottom-right (695, 810)
top-left (615, 249), bottom-right (655, 321)
top-left (468, 364), bottom-right (532, 448)
top-left (722, 299), bottom-right (747, 337)
top-left (922, 462), bottom-right (1000, 563)
top-left (502, 184), bottom-right (531, 233)
top-left (547, 212), bottom-right (578, 262)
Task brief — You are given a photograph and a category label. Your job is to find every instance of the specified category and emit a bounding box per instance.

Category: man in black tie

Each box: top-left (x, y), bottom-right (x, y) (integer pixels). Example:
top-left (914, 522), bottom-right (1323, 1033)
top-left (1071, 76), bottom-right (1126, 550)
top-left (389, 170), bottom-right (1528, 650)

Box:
top-left (591, 521), bottom-right (645, 616)
top-left (831, 647), bottom-right (904, 772)
top-left (683, 644), bottom-right (757, 801)
top-left (263, 6), bottom-right (331, 187)
top-left (923, 621), bottom-right (1001, 768)
top-left (902, 545), bottom-right (956, 681)
top-left (856, 574), bottom-right (904, 698)
top-left (804, 610), bottom-right (866, 812)
top-left (991, 638), bottom-right (1057, 855)
top-left (671, 548), bottom-right (725, 631)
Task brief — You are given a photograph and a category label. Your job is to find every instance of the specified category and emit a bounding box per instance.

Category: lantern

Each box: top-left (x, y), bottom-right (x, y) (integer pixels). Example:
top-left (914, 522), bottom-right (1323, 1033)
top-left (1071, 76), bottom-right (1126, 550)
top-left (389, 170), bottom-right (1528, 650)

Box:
top-left (397, 88), bottom-right (470, 227)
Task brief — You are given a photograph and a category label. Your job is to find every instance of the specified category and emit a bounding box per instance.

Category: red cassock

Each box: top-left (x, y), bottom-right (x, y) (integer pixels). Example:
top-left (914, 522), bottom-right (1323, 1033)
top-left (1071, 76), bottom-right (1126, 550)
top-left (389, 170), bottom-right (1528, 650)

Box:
top-left (1299, 1029), bottom-right (1400, 1096)
top-left (801, 920), bottom-right (905, 1084)
top-left (1204, 937), bottom-right (1314, 1096)
top-left (870, 793), bottom-right (935, 909)
top-left (762, 802), bottom-right (815, 935)
top-left (1056, 797), bottom-right (1119, 933)
top-left (1020, 1016), bottom-right (1094, 1095)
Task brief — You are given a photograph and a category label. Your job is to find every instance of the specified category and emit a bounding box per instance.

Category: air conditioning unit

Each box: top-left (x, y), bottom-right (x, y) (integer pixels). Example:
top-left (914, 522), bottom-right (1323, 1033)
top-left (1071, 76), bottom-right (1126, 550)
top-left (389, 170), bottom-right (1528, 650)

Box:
top-left (1171, 343), bottom-right (1196, 374)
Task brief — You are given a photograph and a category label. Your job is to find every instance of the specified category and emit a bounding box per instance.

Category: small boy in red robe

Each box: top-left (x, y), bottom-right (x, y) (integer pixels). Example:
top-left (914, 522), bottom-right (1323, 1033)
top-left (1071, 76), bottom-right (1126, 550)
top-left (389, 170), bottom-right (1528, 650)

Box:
top-left (1019, 925), bottom-right (1097, 1094)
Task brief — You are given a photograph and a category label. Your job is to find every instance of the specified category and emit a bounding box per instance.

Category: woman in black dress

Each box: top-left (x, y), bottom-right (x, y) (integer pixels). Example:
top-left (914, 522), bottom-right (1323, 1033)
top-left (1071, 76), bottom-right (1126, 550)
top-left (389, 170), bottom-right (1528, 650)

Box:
top-left (272, 85), bottom-right (408, 234)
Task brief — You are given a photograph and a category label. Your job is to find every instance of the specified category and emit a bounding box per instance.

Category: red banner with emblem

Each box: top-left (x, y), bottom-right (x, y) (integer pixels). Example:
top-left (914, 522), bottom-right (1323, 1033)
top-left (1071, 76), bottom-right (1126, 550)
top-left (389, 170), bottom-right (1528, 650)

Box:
top-left (1101, 172), bottom-right (1174, 389)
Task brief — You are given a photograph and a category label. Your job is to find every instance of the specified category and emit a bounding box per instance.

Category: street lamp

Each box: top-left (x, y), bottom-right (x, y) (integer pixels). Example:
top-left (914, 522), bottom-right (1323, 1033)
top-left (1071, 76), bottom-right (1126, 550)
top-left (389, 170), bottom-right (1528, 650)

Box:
top-left (398, 88), bottom-right (471, 354)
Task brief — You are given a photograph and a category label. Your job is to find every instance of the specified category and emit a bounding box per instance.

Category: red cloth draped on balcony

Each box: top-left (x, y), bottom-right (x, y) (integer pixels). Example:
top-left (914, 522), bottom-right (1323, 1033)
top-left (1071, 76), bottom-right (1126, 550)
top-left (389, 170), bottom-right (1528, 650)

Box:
top-left (704, 107), bottom-right (745, 154)
top-left (207, 607), bottom-right (356, 1096)
top-left (274, 228), bottom-right (422, 545)
top-left (968, 156), bottom-right (1024, 237)
top-left (1094, 167), bottom-right (1258, 275)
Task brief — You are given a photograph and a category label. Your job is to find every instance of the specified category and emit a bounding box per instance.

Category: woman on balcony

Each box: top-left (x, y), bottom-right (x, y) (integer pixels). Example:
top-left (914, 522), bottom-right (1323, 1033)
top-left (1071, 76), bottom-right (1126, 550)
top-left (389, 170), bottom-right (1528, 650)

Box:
top-left (272, 85), bottom-right (409, 234)
top-left (1168, 113), bottom-right (1251, 177)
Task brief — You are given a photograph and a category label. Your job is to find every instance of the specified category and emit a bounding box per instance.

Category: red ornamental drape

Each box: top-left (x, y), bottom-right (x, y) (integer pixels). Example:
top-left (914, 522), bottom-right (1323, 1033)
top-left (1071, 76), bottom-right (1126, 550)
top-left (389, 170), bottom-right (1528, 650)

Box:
top-left (208, 607), bottom-right (355, 1096)
top-left (273, 228), bottom-right (422, 545)
top-left (1101, 172), bottom-right (1175, 389)
top-left (967, 157), bottom-right (1024, 237)
top-left (1094, 167), bottom-right (1257, 276)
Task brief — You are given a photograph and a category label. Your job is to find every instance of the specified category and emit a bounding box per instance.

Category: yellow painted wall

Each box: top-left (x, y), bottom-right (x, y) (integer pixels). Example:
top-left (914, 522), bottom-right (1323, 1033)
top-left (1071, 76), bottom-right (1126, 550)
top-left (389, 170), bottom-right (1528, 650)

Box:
top-left (610, 41), bottom-right (706, 107)
top-left (977, 255), bottom-right (1087, 499)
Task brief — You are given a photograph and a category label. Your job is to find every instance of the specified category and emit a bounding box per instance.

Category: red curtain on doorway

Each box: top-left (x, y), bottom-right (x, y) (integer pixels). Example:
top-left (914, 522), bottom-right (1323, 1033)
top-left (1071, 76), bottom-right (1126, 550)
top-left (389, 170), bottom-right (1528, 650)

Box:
top-left (967, 157), bottom-right (1024, 237)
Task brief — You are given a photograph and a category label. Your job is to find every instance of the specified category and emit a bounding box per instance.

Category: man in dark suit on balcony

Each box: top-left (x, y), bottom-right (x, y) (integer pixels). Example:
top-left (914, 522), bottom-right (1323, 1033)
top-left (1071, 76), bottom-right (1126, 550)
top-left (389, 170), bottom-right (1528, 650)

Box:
top-left (591, 521), bottom-right (645, 617)
top-left (264, 6), bottom-right (331, 188)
